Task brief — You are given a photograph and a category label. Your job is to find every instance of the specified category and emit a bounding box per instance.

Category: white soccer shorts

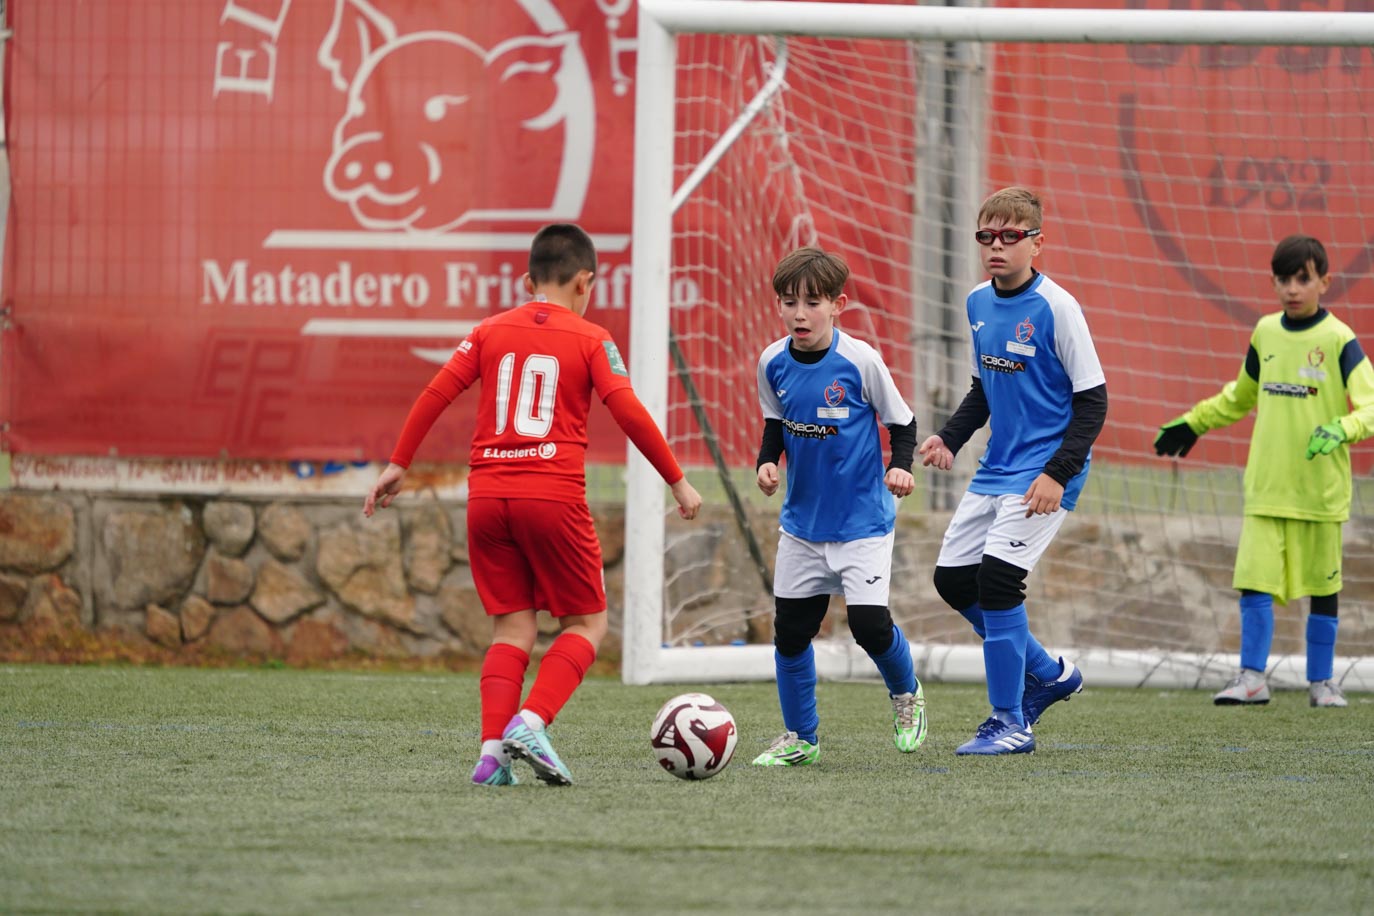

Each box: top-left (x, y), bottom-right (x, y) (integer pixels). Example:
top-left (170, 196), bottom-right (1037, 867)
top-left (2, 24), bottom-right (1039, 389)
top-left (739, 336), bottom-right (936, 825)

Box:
top-left (773, 529), bottom-right (895, 605)
top-left (935, 491), bottom-right (1069, 571)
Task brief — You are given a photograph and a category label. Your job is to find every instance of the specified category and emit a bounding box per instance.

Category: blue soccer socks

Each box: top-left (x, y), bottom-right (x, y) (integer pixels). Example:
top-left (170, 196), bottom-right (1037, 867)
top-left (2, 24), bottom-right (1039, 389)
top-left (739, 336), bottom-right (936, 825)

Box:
top-left (960, 603), bottom-right (1059, 682)
top-left (958, 604), bottom-right (987, 638)
top-left (776, 645), bottom-right (819, 745)
top-left (1306, 612), bottom-right (1339, 683)
top-left (1023, 637), bottom-right (1062, 683)
top-left (982, 605), bottom-right (1029, 726)
top-left (868, 624), bottom-right (917, 697)
top-left (1239, 592), bottom-right (1275, 673)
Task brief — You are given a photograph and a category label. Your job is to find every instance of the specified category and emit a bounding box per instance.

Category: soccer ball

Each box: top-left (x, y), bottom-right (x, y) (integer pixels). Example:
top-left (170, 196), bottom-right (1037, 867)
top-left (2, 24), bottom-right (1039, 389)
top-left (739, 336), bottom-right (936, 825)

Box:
top-left (650, 692), bottom-right (738, 780)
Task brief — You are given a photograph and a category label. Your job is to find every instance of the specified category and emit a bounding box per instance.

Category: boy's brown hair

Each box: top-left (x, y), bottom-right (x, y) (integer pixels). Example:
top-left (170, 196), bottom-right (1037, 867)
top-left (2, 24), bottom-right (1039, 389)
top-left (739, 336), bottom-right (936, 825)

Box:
top-left (772, 247), bottom-right (849, 300)
top-left (1271, 234), bottom-right (1328, 279)
top-left (529, 223), bottom-right (597, 285)
top-left (978, 186), bottom-right (1043, 229)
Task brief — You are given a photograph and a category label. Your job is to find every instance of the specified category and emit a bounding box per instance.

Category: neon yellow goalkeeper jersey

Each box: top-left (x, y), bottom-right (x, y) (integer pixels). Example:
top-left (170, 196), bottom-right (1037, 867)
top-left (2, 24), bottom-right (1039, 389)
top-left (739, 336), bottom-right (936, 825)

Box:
top-left (1184, 309), bottom-right (1374, 522)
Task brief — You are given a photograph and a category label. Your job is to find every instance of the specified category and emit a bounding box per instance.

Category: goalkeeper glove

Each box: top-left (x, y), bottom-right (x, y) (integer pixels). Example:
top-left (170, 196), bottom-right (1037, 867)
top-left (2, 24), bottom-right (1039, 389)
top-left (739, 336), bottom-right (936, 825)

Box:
top-left (1306, 422), bottom-right (1346, 459)
top-left (1154, 416), bottom-right (1199, 458)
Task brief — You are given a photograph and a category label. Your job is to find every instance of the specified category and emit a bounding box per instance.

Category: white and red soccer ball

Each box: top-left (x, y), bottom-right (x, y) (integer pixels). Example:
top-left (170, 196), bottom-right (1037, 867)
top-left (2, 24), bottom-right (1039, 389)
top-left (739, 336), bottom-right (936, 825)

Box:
top-left (650, 692), bottom-right (738, 780)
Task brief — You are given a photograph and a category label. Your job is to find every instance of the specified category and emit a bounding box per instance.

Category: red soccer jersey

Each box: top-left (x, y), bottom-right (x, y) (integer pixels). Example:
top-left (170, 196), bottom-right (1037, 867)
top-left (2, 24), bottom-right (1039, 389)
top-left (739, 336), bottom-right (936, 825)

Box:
top-left (442, 300), bottom-right (633, 501)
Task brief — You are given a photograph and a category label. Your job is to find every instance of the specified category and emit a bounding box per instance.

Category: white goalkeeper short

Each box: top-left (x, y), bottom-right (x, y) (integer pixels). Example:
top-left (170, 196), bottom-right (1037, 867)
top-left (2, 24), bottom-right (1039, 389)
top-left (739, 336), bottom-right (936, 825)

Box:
top-left (935, 491), bottom-right (1069, 572)
top-left (773, 529), bottom-right (894, 605)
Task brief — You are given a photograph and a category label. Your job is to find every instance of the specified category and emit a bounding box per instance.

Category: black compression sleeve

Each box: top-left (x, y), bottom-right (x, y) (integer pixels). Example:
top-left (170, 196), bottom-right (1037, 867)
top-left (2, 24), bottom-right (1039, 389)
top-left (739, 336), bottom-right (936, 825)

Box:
top-left (756, 417), bottom-right (785, 469)
top-left (886, 418), bottom-right (917, 472)
top-left (935, 377), bottom-right (990, 455)
top-left (1042, 384), bottom-right (1108, 486)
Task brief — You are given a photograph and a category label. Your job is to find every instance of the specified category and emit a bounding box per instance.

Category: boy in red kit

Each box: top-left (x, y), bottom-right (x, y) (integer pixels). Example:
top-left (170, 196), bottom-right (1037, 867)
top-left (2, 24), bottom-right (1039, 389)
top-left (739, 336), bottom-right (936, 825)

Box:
top-left (363, 224), bottom-right (702, 787)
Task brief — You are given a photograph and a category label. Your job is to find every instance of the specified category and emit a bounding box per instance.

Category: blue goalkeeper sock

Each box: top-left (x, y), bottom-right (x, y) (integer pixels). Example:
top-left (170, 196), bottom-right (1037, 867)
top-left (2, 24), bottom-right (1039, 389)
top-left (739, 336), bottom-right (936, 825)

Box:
top-left (1239, 592), bottom-right (1275, 673)
top-left (866, 624), bottom-right (917, 696)
top-left (961, 603), bottom-right (1059, 681)
top-left (982, 605), bottom-right (1029, 726)
top-left (1305, 613), bottom-right (1339, 682)
top-left (775, 645), bottom-right (819, 744)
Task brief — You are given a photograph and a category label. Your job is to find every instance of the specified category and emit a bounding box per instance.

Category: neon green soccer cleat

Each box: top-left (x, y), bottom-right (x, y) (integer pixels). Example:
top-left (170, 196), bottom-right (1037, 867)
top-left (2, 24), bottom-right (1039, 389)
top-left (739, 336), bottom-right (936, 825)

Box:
top-left (751, 731), bottom-right (820, 767)
top-left (891, 683), bottom-right (928, 752)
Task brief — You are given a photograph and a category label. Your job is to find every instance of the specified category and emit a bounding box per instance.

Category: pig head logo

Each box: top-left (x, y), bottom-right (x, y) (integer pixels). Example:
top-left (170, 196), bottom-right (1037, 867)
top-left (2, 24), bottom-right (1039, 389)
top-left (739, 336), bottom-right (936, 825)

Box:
top-left (318, 0), bottom-right (594, 233)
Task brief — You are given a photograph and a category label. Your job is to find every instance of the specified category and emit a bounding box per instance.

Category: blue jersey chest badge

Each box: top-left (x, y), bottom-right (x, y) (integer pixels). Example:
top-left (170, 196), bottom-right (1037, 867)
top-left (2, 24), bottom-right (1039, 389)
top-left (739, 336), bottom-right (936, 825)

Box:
top-left (817, 378), bottom-right (850, 419)
top-left (1006, 316), bottom-right (1037, 357)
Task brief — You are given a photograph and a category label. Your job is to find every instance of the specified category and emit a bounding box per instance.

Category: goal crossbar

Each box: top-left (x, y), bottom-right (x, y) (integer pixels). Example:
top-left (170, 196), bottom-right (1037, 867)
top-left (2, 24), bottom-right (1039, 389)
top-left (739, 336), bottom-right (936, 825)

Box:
top-left (640, 0), bottom-right (1374, 45)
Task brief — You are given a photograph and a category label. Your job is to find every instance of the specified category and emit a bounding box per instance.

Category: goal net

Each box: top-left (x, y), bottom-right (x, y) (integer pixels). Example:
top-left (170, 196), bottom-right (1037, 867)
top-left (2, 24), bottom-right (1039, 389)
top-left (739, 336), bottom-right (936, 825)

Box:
top-left (624, 0), bottom-right (1374, 690)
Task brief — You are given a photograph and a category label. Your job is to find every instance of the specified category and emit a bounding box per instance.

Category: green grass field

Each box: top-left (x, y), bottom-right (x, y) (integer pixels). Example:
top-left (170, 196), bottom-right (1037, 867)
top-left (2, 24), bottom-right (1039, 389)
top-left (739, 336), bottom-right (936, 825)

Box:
top-left (2, 665), bottom-right (1371, 915)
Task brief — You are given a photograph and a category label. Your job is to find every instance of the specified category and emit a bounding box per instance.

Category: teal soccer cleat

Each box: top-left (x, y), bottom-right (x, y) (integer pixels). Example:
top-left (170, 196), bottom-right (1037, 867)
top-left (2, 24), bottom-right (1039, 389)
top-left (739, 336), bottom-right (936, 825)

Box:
top-left (470, 754), bottom-right (519, 787)
top-left (502, 715), bottom-right (573, 786)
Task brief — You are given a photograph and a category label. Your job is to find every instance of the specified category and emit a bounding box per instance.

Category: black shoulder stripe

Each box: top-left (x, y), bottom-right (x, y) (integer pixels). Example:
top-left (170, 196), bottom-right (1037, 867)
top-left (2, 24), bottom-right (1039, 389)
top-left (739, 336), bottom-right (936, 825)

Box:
top-left (1340, 338), bottom-right (1366, 386)
top-left (1244, 345), bottom-right (1260, 382)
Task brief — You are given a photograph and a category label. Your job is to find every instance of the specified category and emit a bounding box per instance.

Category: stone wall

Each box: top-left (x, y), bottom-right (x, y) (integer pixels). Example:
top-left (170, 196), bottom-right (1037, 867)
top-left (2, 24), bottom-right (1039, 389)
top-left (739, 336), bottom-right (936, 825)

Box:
top-left (2, 490), bottom-right (1371, 664)
top-left (0, 491), bottom-right (626, 664)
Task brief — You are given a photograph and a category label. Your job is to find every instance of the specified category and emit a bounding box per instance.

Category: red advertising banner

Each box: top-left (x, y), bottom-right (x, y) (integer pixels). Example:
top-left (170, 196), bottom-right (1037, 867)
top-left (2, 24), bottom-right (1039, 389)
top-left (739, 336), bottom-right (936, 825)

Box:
top-left (5, 0), bottom-right (1373, 476)
top-left (4, 0), bottom-right (642, 463)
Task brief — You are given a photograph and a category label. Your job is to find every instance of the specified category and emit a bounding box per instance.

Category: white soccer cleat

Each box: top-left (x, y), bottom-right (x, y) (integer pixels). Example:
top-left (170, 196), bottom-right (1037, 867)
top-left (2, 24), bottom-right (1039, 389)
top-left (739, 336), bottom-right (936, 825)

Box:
top-left (1309, 679), bottom-right (1348, 708)
top-left (1213, 669), bottom-right (1270, 705)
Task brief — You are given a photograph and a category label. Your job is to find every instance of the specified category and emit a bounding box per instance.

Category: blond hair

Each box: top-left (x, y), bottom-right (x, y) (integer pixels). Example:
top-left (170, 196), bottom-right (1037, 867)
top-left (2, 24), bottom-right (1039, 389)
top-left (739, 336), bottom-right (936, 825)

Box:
top-left (978, 186), bottom-right (1043, 229)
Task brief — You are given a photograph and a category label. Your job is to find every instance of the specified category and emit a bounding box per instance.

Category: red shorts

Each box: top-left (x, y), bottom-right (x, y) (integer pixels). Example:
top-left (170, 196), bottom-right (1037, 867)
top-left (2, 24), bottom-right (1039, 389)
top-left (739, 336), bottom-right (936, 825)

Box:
top-left (466, 497), bottom-right (606, 617)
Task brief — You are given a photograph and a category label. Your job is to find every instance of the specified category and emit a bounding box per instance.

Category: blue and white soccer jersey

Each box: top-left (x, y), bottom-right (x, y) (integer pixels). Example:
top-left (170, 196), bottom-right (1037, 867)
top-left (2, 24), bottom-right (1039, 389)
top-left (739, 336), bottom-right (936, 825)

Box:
top-left (936, 274), bottom-right (1105, 572)
top-left (965, 273), bottom-right (1105, 509)
top-left (757, 329), bottom-right (915, 543)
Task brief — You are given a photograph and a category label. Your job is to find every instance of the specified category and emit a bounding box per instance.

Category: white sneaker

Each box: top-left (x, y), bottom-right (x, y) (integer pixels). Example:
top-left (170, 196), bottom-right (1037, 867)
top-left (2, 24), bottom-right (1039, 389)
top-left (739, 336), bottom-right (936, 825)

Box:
top-left (1309, 679), bottom-right (1348, 708)
top-left (1213, 669), bottom-right (1270, 705)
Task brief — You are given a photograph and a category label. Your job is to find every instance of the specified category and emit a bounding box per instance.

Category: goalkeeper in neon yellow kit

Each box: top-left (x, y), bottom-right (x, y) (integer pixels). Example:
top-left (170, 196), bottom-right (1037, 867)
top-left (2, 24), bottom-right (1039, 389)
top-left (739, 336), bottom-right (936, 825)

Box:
top-left (1153, 235), bottom-right (1374, 708)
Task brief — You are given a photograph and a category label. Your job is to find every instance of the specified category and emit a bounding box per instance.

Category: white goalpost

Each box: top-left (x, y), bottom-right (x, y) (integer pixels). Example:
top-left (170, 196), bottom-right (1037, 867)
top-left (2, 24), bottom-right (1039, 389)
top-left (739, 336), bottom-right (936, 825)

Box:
top-left (624, 0), bottom-right (1374, 689)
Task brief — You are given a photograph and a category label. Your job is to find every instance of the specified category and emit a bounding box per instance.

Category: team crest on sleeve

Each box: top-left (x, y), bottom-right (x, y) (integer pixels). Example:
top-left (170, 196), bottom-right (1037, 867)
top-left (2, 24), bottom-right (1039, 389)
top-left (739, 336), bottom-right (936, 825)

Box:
top-left (1006, 316), bottom-right (1036, 357)
top-left (818, 378), bottom-right (849, 419)
top-left (603, 340), bottom-right (629, 376)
